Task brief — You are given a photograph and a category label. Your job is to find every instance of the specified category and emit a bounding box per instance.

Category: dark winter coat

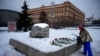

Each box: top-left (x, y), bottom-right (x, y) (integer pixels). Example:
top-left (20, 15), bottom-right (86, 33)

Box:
top-left (79, 28), bottom-right (93, 43)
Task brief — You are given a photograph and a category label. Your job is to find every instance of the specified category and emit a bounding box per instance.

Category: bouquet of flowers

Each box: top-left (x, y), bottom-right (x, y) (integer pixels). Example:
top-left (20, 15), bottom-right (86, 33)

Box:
top-left (51, 37), bottom-right (72, 47)
top-left (51, 38), bottom-right (62, 47)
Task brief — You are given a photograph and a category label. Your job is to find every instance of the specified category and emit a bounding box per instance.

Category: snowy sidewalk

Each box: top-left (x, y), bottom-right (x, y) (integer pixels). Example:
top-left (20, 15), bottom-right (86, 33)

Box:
top-left (71, 47), bottom-right (100, 56)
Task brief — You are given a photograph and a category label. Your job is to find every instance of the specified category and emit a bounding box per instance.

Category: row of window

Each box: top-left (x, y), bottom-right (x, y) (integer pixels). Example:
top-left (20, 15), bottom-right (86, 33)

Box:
top-left (30, 7), bottom-right (70, 14)
top-left (31, 8), bottom-right (84, 20)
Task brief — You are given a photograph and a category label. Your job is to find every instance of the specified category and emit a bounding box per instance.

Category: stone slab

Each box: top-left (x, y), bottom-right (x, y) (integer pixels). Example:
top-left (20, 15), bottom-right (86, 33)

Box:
top-left (9, 39), bottom-right (29, 55)
top-left (9, 39), bottom-right (82, 56)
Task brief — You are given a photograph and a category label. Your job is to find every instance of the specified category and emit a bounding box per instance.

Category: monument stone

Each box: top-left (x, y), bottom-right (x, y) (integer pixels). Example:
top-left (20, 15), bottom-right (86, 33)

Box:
top-left (30, 23), bottom-right (49, 38)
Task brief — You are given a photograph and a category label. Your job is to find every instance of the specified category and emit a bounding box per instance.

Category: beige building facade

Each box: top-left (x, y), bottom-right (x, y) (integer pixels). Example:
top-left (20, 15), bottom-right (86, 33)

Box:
top-left (28, 1), bottom-right (85, 27)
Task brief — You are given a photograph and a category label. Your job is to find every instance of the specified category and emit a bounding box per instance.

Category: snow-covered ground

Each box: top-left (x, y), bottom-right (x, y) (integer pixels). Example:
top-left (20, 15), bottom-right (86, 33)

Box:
top-left (0, 26), bottom-right (100, 56)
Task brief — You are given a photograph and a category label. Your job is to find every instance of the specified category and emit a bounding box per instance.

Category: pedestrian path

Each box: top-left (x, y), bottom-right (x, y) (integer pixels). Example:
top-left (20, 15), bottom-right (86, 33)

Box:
top-left (70, 47), bottom-right (100, 56)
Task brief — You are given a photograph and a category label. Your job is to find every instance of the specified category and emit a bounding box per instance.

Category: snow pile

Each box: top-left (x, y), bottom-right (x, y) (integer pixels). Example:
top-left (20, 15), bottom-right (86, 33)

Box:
top-left (33, 23), bottom-right (49, 28)
top-left (0, 27), bottom-right (8, 31)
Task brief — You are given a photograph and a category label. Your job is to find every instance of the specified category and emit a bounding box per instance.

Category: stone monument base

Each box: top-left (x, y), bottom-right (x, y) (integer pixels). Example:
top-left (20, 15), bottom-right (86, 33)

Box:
top-left (9, 38), bottom-right (82, 56)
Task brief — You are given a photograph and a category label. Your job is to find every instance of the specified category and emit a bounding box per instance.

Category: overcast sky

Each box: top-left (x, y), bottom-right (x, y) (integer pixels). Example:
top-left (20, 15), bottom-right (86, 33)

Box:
top-left (0, 0), bottom-right (100, 18)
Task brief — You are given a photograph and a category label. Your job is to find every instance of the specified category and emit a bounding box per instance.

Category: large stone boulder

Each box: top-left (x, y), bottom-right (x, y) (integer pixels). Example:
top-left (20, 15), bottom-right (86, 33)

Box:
top-left (30, 23), bottom-right (49, 38)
